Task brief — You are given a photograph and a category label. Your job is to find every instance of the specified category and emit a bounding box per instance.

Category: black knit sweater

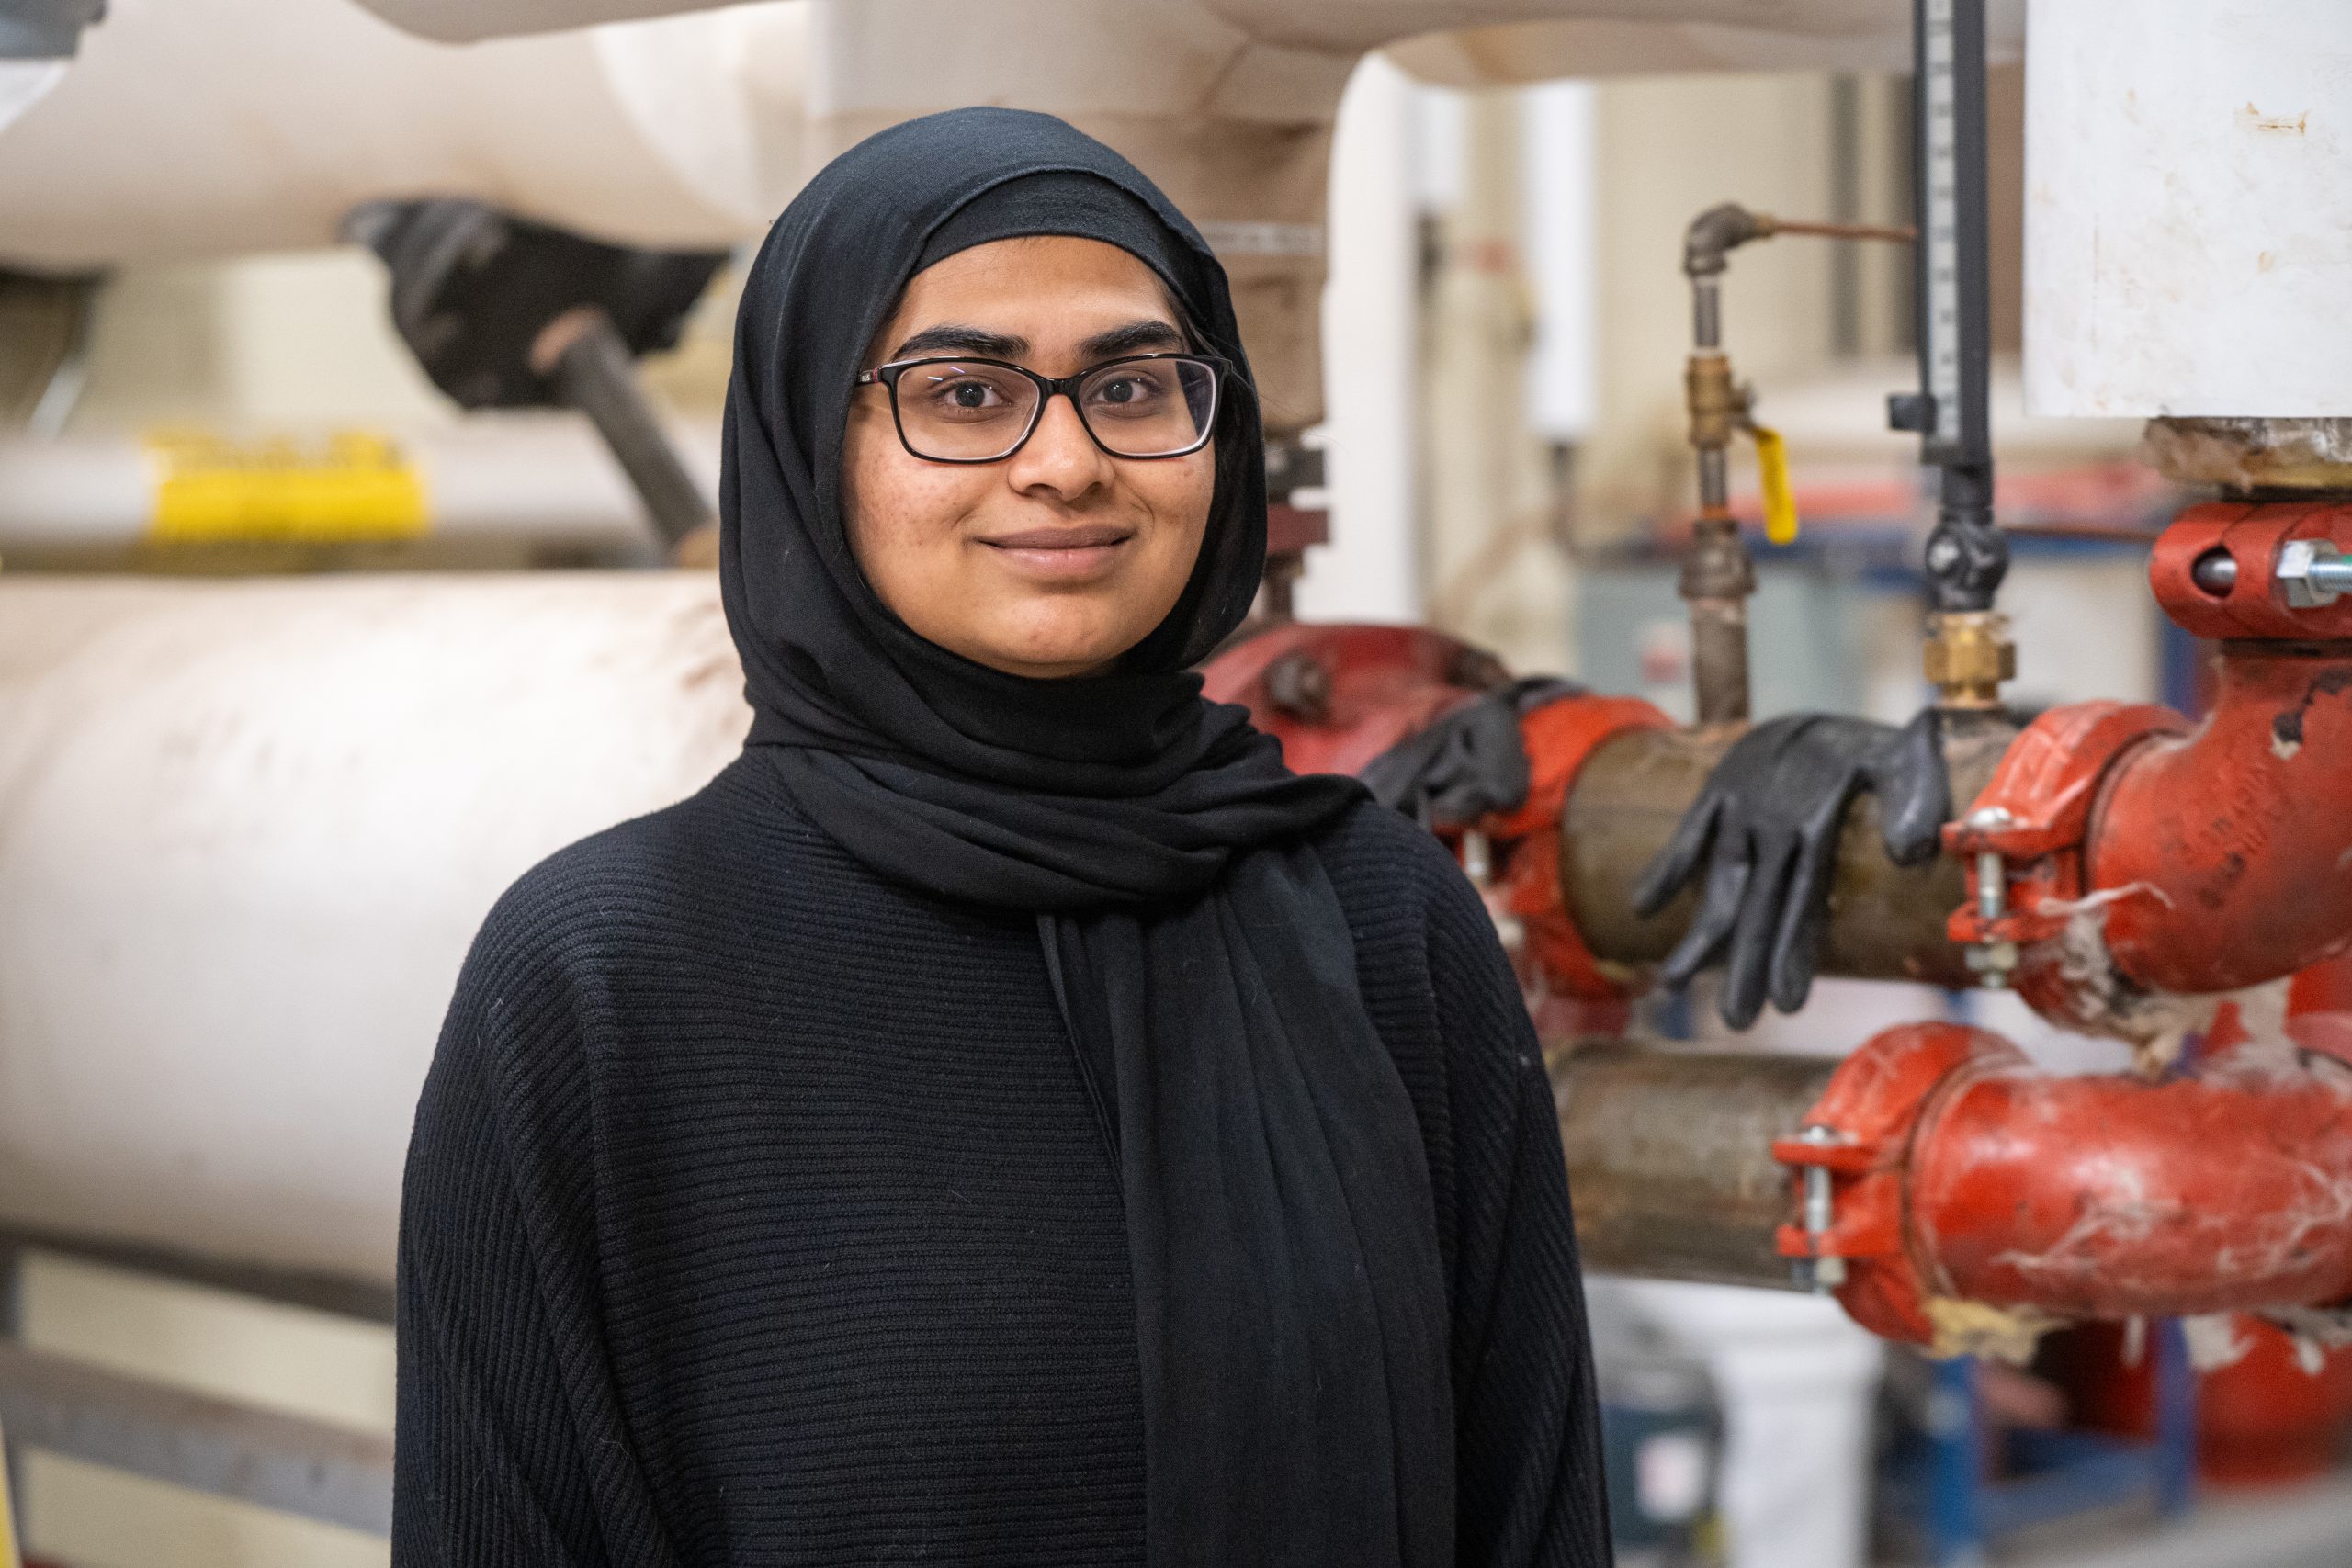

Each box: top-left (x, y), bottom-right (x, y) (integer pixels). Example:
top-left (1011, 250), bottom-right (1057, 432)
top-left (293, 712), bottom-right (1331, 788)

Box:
top-left (393, 751), bottom-right (1609, 1566)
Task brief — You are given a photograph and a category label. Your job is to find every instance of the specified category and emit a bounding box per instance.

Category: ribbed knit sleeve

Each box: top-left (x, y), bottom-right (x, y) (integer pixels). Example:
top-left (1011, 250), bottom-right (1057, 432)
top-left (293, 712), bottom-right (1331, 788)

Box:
top-left (393, 887), bottom-right (679, 1568)
top-left (1415, 843), bottom-right (1612, 1568)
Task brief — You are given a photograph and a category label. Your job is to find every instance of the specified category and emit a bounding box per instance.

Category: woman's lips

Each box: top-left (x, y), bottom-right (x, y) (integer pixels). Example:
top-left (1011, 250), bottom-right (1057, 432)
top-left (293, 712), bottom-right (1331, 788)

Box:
top-left (978, 525), bottom-right (1135, 581)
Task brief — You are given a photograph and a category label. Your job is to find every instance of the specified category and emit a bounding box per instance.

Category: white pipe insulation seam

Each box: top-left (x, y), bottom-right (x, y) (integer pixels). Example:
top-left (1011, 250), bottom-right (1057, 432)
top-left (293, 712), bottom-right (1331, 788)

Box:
top-left (2024, 0), bottom-right (2352, 419)
top-left (0, 0), bottom-right (809, 269)
top-left (0, 576), bottom-right (750, 1285)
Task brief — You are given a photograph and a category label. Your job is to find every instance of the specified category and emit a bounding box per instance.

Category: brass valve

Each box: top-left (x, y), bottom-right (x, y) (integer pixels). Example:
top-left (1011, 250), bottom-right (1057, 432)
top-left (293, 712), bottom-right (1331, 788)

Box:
top-left (1685, 353), bottom-right (1749, 455)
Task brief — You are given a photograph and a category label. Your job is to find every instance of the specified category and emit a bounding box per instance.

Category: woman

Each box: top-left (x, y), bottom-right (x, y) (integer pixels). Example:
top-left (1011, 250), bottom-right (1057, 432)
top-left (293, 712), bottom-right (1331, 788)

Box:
top-left (395, 107), bottom-right (1607, 1567)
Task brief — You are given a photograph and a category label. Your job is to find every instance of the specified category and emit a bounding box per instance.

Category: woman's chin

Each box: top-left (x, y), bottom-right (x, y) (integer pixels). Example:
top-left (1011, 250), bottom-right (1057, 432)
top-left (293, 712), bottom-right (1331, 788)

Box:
top-left (958, 611), bottom-right (1138, 680)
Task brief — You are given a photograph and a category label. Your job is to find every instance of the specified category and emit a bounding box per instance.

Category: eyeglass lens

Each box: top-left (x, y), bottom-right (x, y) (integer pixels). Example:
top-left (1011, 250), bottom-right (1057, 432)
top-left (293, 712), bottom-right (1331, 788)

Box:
top-left (890, 357), bottom-right (1218, 462)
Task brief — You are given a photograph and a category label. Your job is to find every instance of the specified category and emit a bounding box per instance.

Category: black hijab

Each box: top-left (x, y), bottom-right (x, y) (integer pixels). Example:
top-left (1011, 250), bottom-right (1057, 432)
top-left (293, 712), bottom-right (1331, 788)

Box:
top-left (718, 107), bottom-right (1453, 1568)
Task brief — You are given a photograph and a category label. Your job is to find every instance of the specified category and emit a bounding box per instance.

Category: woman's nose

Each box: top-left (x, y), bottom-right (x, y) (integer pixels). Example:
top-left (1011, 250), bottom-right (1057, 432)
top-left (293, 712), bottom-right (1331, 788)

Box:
top-left (1006, 390), bottom-right (1112, 498)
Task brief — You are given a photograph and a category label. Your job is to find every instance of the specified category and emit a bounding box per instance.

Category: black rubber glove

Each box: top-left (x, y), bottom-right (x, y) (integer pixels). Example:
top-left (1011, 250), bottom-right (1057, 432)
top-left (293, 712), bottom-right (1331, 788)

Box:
top-left (1630, 710), bottom-right (1950, 1030)
top-left (1362, 676), bottom-right (1585, 831)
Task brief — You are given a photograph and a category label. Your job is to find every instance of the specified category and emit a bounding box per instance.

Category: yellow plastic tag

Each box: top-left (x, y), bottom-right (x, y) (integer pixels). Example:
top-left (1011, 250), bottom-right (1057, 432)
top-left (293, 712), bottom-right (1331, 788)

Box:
top-left (145, 429), bottom-right (429, 545)
top-left (1750, 423), bottom-right (1799, 546)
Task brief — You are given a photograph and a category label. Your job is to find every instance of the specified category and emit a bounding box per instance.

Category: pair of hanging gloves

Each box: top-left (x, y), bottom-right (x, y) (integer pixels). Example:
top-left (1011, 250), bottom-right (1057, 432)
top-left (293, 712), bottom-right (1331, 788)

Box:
top-left (1368, 686), bottom-right (1948, 1031)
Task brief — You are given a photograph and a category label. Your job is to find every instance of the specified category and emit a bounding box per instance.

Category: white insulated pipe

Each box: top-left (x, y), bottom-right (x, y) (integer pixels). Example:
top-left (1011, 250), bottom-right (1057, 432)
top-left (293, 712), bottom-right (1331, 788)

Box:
top-left (0, 576), bottom-right (749, 1285)
top-left (0, 418), bottom-right (720, 561)
top-left (358, 0), bottom-right (1975, 69)
top-left (2024, 0), bottom-right (2352, 419)
top-left (0, 0), bottom-right (809, 269)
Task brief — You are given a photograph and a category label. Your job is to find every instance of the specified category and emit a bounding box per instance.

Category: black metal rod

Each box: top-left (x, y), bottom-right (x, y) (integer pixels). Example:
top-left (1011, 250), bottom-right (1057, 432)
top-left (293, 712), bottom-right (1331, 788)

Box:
top-left (547, 310), bottom-right (716, 550)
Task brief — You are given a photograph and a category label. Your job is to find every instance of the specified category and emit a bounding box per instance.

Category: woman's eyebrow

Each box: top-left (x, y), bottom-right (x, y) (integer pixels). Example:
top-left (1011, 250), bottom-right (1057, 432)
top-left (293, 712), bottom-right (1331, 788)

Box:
top-left (1079, 320), bottom-right (1187, 360)
top-left (887, 319), bottom-right (1185, 365)
top-left (890, 324), bottom-right (1030, 360)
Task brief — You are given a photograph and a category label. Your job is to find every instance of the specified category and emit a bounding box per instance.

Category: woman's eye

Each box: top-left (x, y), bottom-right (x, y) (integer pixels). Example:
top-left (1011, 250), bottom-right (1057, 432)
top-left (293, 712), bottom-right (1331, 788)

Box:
top-left (1087, 371), bottom-right (1170, 414)
top-left (918, 374), bottom-right (1016, 418)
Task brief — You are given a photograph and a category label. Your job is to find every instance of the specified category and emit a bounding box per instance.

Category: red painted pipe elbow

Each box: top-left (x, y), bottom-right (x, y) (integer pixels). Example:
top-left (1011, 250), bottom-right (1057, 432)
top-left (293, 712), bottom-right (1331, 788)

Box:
top-left (2090, 645), bottom-right (2352, 994)
top-left (1953, 502), bottom-right (2352, 1013)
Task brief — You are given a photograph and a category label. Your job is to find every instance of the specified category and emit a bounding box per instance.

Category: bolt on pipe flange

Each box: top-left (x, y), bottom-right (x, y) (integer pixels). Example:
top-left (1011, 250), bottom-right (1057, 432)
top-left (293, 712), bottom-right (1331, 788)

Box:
top-left (1797, 1123), bottom-right (1848, 1294)
top-left (1962, 805), bottom-right (2018, 989)
top-left (2278, 539), bottom-right (2350, 609)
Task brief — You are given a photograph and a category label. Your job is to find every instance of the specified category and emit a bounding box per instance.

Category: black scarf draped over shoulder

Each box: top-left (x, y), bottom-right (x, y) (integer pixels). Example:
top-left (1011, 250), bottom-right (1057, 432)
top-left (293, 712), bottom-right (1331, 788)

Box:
top-left (718, 107), bottom-right (1453, 1568)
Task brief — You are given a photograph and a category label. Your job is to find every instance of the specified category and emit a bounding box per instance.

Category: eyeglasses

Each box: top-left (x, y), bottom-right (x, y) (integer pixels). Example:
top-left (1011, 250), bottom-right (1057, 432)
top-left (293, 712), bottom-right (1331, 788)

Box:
top-left (854, 353), bottom-right (1227, 464)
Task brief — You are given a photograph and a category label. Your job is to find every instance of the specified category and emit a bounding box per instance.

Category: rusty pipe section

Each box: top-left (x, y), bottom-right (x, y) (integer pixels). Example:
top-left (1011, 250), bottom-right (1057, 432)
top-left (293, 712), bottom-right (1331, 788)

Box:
top-left (1547, 1043), bottom-right (1835, 1290)
top-left (1557, 713), bottom-right (2017, 990)
top-left (1775, 1022), bottom-right (2352, 1346)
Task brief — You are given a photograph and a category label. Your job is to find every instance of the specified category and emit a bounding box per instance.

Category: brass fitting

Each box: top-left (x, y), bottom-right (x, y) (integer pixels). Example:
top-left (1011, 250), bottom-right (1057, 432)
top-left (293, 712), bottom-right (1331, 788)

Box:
top-left (1685, 353), bottom-right (1748, 455)
top-left (1923, 610), bottom-right (2016, 710)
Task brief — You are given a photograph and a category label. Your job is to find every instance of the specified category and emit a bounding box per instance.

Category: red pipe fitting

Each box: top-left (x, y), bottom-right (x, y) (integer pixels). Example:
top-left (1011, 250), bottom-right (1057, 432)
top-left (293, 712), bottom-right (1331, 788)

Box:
top-left (1484, 693), bottom-right (1672, 999)
top-left (1951, 501), bottom-right (2352, 1020)
top-left (1916, 1056), bottom-right (2352, 1322)
top-left (1778, 1022), bottom-right (2352, 1346)
top-left (1199, 623), bottom-right (1498, 779)
top-left (1201, 624), bottom-right (1670, 1000)
top-left (2092, 644), bottom-right (2352, 993)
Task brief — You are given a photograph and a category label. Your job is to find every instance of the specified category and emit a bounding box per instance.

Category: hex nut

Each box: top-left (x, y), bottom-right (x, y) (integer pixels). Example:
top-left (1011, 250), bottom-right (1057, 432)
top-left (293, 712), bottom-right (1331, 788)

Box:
top-left (1923, 611), bottom-right (2017, 708)
top-left (2278, 539), bottom-right (2346, 610)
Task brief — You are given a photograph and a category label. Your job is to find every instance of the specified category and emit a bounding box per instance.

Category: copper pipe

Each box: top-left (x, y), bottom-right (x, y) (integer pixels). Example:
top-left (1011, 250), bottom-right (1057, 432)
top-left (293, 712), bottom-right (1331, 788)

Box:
top-left (1764, 219), bottom-right (1917, 244)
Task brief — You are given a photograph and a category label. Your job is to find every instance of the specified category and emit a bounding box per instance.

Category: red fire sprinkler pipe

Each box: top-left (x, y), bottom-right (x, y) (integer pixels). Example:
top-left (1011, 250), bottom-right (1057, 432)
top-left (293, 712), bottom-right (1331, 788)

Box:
top-left (1778, 1021), bottom-right (2352, 1346)
top-left (1949, 500), bottom-right (2352, 1029)
top-left (1199, 622), bottom-right (1501, 779)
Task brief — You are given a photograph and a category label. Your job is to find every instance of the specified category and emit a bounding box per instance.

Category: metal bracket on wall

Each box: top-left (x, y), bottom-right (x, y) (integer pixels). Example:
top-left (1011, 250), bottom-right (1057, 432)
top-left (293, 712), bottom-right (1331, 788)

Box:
top-left (0, 1341), bottom-right (393, 1536)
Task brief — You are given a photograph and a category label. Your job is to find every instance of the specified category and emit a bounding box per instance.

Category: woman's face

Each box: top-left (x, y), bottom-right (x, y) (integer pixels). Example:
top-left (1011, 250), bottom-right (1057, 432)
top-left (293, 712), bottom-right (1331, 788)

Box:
top-left (843, 236), bottom-right (1217, 680)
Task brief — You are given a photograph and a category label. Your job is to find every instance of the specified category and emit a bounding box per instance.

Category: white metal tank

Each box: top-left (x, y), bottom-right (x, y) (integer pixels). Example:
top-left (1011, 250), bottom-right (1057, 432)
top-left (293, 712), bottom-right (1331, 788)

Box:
top-left (0, 575), bottom-right (748, 1284)
top-left (2024, 0), bottom-right (2352, 419)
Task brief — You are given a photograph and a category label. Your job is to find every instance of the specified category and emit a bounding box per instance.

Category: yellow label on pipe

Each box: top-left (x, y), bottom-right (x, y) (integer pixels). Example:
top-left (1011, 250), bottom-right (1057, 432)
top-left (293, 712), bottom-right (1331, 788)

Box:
top-left (145, 429), bottom-right (429, 544)
top-left (1750, 423), bottom-right (1799, 546)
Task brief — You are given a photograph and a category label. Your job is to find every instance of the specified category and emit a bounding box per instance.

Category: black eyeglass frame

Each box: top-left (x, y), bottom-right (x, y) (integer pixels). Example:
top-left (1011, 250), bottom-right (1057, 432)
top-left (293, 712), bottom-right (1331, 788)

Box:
top-left (853, 352), bottom-right (1230, 465)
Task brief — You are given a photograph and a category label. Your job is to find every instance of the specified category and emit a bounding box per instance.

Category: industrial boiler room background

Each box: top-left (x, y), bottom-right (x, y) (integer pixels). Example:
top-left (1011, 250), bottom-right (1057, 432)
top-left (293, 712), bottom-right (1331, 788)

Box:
top-left (4, 1), bottom-right (2352, 1567)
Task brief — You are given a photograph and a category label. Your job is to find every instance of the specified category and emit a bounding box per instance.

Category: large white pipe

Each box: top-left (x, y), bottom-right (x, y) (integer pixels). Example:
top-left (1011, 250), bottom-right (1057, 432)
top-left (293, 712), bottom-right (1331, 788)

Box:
top-left (359, 0), bottom-right (1992, 65)
top-left (0, 0), bottom-right (808, 269)
top-left (1301, 54), bottom-right (1422, 624)
top-left (2024, 0), bottom-right (2352, 420)
top-left (0, 418), bottom-right (720, 561)
top-left (0, 576), bottom-right (748, 1284)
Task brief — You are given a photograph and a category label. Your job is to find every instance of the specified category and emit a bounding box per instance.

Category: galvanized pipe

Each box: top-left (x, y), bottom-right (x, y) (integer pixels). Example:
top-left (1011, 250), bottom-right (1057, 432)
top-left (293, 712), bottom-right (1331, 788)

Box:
top-left (1549, 1043), bottom-right (1835, 1290)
